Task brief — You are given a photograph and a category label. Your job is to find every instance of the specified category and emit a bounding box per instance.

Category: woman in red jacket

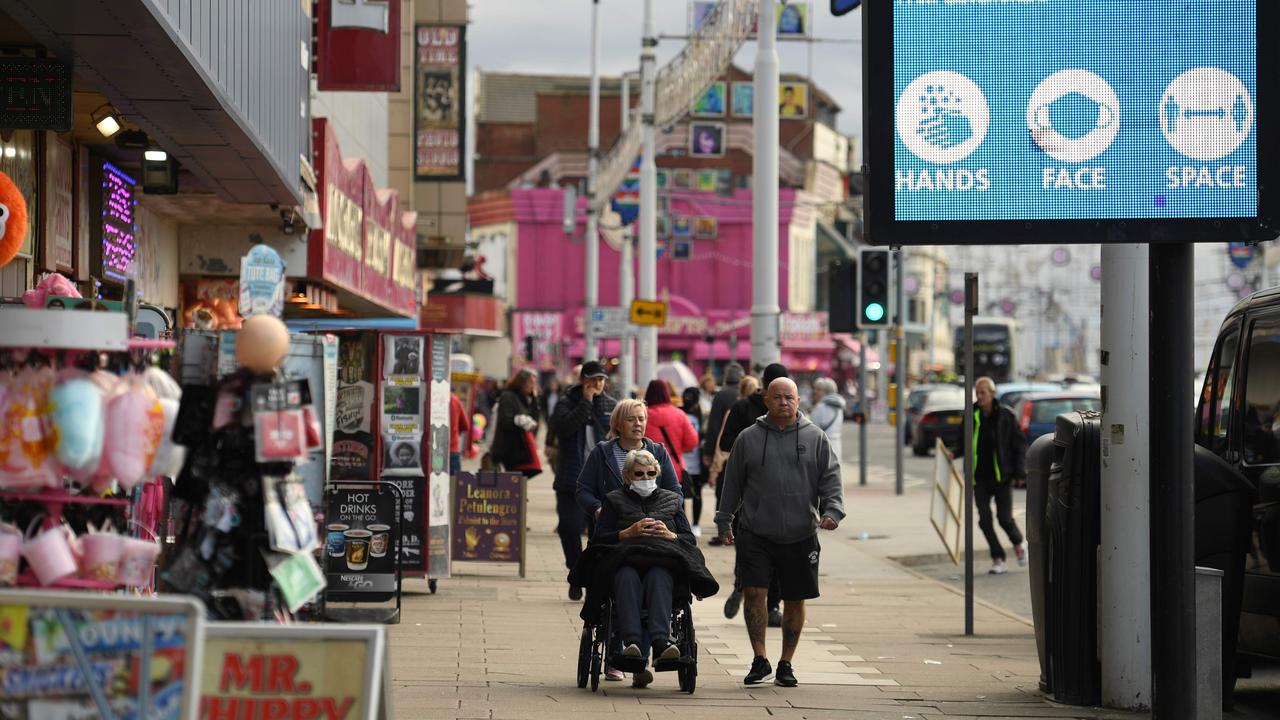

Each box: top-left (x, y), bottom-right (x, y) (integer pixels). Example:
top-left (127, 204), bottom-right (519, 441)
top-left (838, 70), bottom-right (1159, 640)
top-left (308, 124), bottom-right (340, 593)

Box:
top-left (643, 380), bottom-right (699, 486)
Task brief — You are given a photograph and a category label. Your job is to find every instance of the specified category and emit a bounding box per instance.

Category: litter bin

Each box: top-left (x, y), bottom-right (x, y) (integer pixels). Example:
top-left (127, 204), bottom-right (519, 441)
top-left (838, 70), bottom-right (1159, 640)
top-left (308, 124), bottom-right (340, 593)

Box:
top-left (1193, 445), bottom-right (1254, 709)
top-left (1044, 411), bottom-right (1102, 706)
top-left (1024, 433), bottom-right (1055, 694)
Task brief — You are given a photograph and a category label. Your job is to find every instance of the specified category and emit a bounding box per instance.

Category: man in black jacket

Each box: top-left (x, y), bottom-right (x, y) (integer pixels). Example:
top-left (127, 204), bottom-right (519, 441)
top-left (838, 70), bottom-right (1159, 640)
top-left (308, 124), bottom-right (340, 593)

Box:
top-left (951, 376), bottom-right (1028, 574)
top-left (550, 361), bottom-right (617, 599)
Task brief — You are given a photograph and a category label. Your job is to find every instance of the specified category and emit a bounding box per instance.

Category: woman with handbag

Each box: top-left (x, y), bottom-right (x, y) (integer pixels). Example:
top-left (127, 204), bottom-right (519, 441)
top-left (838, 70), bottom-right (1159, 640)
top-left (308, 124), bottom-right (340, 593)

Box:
top-left (490, 368), bottom-right (542, 477)
top-left (642, 380), bottom-right (698, 493)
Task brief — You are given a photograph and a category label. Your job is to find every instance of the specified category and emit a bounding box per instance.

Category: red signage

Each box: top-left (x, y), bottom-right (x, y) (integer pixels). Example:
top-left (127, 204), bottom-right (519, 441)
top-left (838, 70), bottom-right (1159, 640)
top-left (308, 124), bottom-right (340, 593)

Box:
top-left (315, 0), bottom-right (402, 92)
top-left (309, 118), bottom-right (417, 317)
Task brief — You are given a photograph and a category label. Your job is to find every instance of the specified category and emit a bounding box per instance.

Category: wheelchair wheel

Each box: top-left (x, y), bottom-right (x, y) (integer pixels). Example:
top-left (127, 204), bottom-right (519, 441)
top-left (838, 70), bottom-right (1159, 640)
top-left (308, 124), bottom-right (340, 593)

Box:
top-left (678, 664), bottom-right (696, 694)
top-left (577, 628), bottom-right (591, 689)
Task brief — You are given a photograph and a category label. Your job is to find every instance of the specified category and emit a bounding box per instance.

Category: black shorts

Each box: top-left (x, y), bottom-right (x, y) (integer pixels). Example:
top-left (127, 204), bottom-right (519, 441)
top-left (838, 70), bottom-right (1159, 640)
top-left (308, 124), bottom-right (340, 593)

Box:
top-left (735, 529), bottom-right (820, 601)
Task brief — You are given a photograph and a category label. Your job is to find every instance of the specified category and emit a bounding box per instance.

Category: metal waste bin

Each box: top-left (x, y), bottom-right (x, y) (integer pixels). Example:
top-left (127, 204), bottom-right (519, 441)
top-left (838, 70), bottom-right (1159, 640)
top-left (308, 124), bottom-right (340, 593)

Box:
top-left (1044, 411), bottom-right (1101, 706)
top-left (1024, 433), bottom-right (1055, 694)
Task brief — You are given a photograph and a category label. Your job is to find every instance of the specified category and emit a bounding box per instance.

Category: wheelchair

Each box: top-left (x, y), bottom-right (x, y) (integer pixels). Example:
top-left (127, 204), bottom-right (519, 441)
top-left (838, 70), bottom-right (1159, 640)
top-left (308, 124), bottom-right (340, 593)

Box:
top-left (576, 581), bottom-right (699, 693)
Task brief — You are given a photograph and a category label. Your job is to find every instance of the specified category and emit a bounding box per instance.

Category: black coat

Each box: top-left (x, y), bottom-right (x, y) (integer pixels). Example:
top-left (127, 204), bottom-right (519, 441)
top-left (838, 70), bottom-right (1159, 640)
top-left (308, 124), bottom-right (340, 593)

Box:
top-left (490, 389), bottom-right (540, 473)
top-left (549, 384), bottom-right (617, 493)
top-left (954, 404), bottom-right (1027, 483)
top-left (568, 536), bottom-right (720, 622)
top-left (719, 392), bottom-right (768, 452)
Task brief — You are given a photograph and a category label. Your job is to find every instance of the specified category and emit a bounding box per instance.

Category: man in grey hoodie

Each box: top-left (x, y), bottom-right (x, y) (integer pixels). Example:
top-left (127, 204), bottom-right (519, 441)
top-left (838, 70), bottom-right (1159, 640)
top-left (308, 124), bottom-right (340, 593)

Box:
top-left (715, 377), bottom-right (845, 688)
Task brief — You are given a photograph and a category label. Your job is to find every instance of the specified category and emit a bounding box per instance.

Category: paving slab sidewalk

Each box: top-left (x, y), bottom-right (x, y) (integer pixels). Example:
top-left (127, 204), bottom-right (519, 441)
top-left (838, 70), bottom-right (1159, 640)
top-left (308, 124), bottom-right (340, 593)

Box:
top-left (385, 469), bottom-right (1146, 719)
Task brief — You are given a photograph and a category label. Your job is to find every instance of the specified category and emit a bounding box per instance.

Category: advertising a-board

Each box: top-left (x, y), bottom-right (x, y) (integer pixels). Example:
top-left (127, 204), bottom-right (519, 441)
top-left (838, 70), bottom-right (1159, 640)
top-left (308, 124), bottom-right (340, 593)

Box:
top-left (452, 471), bottom-right (525, 573)
top-left (325, 484), bottom-right (400, 597)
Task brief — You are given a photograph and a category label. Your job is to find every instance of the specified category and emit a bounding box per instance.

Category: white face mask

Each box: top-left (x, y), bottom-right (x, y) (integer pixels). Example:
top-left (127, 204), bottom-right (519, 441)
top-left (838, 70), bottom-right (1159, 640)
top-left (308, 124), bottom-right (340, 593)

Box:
top-left (631, 479), bottom-right (658, 497)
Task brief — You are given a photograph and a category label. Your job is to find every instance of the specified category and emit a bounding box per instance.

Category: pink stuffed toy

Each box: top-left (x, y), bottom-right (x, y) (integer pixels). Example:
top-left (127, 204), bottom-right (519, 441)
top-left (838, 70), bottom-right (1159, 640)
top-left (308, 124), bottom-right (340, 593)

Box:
top-left (22, 273), bottom-right (81, 309)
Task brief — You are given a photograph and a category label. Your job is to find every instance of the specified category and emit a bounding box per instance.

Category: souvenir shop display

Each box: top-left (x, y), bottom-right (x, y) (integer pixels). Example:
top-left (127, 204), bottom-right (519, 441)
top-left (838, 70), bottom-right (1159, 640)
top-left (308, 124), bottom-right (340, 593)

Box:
top-left (164, 312), bottom-right (328, 620)
top-left (0, 297), bottom-right (172, 595)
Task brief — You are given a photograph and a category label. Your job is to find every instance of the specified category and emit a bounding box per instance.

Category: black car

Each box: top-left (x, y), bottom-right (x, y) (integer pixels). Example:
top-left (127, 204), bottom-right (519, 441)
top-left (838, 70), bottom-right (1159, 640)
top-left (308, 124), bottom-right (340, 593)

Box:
top-left (1198, 287), bottom-right (1280, 661)
top-left (911, 387), bottom-right (965, 456)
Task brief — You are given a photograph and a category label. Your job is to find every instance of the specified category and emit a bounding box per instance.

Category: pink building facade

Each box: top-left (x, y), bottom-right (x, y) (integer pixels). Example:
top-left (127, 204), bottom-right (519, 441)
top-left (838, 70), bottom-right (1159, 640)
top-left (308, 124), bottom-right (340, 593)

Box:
top-left (470, 187), bottom-right (862, 378)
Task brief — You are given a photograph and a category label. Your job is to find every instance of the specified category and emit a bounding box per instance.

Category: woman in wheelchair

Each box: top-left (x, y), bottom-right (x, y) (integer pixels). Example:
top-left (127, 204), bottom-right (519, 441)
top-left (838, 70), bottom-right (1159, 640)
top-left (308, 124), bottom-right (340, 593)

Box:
top-left (594, 449), bottom-right (694, 667)
top-left (571, 448), bottom-right (718, 690)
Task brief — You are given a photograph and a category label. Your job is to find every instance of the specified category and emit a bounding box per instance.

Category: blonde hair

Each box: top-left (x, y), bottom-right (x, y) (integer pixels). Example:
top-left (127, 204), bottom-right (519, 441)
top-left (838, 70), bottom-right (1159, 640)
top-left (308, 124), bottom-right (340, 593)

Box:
top-left (738, 375), bottom-right (759, 398)
top-left (609, 398), bottom-right (648, 439)
top-left (621, 449), bottom-right (659, 485)
top-left (975, 376), bottom-right (996, 393)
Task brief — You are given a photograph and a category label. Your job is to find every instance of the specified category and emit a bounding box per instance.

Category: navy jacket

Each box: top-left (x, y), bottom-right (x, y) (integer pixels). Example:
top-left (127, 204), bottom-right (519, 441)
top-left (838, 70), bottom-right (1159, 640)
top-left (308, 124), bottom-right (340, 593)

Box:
top-left (548, 384), bottom-right (616, 493)
top-left (575, 438), bottom-right (681, 518)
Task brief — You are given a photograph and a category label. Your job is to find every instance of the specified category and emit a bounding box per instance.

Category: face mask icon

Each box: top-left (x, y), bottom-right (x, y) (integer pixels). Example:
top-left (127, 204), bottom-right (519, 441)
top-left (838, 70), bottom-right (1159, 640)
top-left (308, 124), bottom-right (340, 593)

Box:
top-left (1030, 92), bottom-right (1116, 141)
top-left (1026, 69), bottom-right (1121, 164)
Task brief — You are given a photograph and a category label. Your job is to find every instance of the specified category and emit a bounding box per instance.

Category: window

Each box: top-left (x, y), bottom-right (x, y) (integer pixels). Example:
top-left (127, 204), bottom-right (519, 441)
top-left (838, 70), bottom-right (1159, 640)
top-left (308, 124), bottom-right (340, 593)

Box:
top-left (1198, 324), bottom-right (1239, 457)
top-left (1031, 398), bottom-right (1100, 424)
top-left (1241, 314), bottom-right (1280, 466)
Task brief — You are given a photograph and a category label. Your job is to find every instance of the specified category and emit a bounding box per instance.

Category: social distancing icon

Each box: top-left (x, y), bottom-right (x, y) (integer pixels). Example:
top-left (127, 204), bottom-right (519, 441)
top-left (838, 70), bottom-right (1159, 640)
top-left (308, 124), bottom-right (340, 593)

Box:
top-left (1160, 67), bottom-right (1252, 162)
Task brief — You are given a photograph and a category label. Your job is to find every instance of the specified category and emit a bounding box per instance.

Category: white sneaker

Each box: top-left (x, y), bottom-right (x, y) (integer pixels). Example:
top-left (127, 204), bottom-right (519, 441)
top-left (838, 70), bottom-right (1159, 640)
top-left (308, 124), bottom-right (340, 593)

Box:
top-left (622, 643), bottom-right (642, 657)
top-left (989, 559), bottom-right (1008, 575)
top-left (1015, 541), bottom-right (1028, 567)
top-left (692, 525), bottom-right (703, 538)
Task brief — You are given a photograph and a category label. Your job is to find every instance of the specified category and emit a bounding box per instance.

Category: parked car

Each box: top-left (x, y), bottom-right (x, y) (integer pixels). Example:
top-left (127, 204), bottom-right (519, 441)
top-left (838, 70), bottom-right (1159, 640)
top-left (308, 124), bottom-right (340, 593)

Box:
top-left (1013, 392), bottom-right (1102, 447)
top-left (1197, 287), bottom-right (1280, 662)
top-left (995, 382), bottom-right (1062, 409)
top-left (905, 384), bottom-right (944, 445)
top-left (911, 386), bottom-right (966, 456)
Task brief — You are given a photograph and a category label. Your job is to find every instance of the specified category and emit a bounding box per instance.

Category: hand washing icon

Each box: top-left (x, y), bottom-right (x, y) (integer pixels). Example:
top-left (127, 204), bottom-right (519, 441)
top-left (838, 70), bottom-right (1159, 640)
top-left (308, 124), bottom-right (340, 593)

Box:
top-left (897, 71), bottom-right (989, 165)
top-left (1026, 70), bottom-right (1120, 164)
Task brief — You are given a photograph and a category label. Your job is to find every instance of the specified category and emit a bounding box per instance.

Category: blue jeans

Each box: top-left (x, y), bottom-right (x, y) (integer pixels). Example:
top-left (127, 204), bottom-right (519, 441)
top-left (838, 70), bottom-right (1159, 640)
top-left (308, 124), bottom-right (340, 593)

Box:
top-left (613, 565), bottom-right (673, 649)
top-left (449, 452), bottom-right (461, 475)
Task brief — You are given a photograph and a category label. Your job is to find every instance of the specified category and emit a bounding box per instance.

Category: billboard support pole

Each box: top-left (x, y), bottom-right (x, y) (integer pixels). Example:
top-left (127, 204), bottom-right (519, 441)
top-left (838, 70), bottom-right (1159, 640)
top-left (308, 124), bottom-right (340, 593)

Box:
top-left (1099, 243), bottom-right (1152, 709)
top-left (1149, 243), bottom-right (1196, 718)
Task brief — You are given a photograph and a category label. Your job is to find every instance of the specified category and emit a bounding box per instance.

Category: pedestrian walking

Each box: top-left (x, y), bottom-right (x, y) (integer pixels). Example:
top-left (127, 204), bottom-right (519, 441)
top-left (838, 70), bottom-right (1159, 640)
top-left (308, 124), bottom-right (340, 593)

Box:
top-left (807, 377), bottom-right (845, 463)
top-left (715, 377), bottom-right (845, 687)
top-left (549, 361), bottom-right (617, 600)
top-left (489, 369), bottom-right (542, 477)
top-left (574, 397), bottom-right (682, 682)
top-left (949, 376), bottom-right (1028, 574)
top-left (718, 363), bottom-right (791, 624)
top-left (680, 387), bottom-right (707, 536)
top-left (642, 379), bottom-right (698, 496)
top-left (448, 390), bottom-right (470, 475)
top-left (703, 362), bottom-right (743, 509)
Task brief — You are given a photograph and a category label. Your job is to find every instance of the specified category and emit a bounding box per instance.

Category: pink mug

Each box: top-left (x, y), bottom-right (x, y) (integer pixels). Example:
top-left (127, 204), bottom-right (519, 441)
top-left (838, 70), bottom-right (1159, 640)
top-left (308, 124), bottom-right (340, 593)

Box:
top-left (116, 537), bottom-right (160, 587)
top-left (80, 533), bottom-right (124, 582)
top-left (0, 532), bottom-right (20, 585)
top-left (22, 525), bottom-right (79, 586)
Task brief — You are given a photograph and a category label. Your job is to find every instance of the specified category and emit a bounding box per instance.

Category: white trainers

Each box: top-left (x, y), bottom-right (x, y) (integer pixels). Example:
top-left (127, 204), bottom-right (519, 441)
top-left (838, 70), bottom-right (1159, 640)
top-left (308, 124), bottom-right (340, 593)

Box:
top-left (989, 559), bottom-right (1008, 575)
top-left (622, 643), bottom-right (642, 658)
top-left (1015, 541), bottom-right (1028, 567)
top-left (692, 525), bottom-right (703, 538)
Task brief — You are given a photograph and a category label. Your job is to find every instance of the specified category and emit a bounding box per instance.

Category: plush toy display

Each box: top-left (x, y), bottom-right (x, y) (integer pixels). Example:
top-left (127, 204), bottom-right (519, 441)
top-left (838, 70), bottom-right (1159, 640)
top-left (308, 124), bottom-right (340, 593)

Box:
top-left (0, 170), bottom-right (29, 269)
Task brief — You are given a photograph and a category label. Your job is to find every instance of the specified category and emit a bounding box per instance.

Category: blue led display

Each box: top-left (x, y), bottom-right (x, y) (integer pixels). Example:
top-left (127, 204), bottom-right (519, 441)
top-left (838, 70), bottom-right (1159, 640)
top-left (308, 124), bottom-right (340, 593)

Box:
top-left (892, 0), bottom-right (1256, 221)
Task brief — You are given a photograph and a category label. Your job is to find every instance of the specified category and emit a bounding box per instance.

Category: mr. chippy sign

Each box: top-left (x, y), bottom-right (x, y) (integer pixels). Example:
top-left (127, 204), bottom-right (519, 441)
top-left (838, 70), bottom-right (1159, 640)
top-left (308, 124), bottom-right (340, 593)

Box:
top-left (200, 623), bottom-right (390, 720)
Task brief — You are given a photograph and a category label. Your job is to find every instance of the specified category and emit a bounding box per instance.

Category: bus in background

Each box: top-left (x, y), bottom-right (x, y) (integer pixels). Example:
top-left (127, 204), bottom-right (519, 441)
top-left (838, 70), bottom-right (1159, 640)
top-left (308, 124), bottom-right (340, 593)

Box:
top-left (954, 317), bottom-right (1018, 384)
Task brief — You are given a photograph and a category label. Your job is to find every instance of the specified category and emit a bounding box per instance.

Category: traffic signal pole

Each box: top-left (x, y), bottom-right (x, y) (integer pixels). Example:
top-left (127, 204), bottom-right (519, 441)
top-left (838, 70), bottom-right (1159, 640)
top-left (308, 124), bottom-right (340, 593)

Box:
top-left (895, 248), bottom-right (905, 496)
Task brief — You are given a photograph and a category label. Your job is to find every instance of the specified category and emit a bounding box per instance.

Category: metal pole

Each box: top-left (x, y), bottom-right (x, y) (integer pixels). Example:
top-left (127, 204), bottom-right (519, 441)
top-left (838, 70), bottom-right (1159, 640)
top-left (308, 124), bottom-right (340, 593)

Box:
top-left (1149, 243), bottom-right (1195, 718)
top-left (750, 0), bottom-right (781, 371)
top-left (620, 73), bottom-right (630, 132)
top-left (619, 232), bottom-right (636, 396)
top-left (895, 248), bottom-right (906, 496)
top-left (1100, 243), bottom-right (1152, 709)
top-left (636, 0), bottom-right (658, 386)
top-left (858, 331), bottom-right (868, 487)
top-left (583, 0), bottom-right (601, 363)
top-left (963, 272), bottom-right (977, 636)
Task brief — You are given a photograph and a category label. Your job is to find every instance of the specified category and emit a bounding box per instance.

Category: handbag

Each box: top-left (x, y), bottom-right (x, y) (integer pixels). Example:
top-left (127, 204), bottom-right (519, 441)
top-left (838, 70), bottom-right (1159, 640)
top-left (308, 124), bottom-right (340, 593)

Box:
top-left (707, 419), bottom-right (730, 487)
top-left (511, 429), bottom-right (542, 476)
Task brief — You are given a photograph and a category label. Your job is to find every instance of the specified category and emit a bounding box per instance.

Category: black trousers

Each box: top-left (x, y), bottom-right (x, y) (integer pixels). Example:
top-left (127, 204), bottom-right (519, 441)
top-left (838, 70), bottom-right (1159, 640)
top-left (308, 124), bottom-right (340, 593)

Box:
top-left (555, 490), bottom-right (585, 576)
top-left (974, 479), bottom-right (1023, 560)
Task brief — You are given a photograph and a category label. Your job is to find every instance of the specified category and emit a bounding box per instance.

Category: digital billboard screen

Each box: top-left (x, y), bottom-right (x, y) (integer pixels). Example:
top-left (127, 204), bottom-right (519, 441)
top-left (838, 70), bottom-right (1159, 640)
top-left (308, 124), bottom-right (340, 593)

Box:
top-left (863, 0), bottom-right (1278, 244)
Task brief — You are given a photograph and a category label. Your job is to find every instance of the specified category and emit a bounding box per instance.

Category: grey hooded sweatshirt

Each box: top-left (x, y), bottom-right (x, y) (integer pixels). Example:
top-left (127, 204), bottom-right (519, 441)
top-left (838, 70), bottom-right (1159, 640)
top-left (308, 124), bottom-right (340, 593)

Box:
top-left (714, 413), bottom-right (845, 544)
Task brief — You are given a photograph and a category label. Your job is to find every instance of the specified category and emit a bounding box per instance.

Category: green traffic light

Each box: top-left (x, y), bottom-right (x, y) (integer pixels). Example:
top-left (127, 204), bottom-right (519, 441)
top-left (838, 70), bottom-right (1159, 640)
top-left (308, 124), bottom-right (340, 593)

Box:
top-left (864, 302), bottom-right (885, 322)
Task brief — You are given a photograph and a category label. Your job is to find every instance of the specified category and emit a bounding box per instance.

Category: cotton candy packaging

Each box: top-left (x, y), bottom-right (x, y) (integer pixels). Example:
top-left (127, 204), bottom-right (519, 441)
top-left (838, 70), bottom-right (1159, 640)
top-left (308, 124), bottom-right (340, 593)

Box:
top-left (101, 378), bottom-right (165, 490)
top-left (143, 367), bottom-right (184, 478)
top-left (48, 374), bottom-right (105, 473)
top-left (0, 367), bottom-right (58, 489)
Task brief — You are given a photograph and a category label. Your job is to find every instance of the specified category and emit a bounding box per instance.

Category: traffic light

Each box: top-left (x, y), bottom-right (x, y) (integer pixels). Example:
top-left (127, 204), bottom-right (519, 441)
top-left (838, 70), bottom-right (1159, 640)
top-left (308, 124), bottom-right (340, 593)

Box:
top-left (857, 247), bottom-right (891, 328)
top-left (827, 259), bottom-right (857, 333)
top-left (524, 334), bottom-right (534, 362)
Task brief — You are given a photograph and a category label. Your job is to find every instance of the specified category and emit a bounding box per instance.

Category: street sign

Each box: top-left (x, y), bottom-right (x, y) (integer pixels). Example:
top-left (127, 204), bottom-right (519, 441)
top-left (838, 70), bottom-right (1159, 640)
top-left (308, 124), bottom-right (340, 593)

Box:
top-left (862, 0), bottom-right (1277, 245)
top-left (629, 299), bottom-right (668, 327)
top-left (588, 306), bottom-right (634, 338)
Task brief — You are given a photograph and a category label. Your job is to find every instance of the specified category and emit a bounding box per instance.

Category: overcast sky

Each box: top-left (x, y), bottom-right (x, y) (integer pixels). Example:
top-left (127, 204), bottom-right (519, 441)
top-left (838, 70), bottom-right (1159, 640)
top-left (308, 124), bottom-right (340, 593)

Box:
top-left (467, 1), bottom-right (865, 138)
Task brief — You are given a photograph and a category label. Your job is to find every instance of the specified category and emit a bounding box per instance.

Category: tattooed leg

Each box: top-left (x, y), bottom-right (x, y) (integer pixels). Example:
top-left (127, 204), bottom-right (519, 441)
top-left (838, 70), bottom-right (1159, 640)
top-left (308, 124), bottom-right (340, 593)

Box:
top-left (780, 600), bottom-right (805, 662)
top-left (742, 586), bottom-right (769, 657)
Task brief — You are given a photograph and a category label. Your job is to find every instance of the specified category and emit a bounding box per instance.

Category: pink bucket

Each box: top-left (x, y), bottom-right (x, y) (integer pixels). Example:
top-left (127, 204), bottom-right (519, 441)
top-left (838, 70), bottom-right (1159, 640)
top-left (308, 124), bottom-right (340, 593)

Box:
top-left (116, 537), bottom-right (160, 587)
top-left (80, 533), bottom-right (124, 581)
top-left (0, 532), bottom-right (20, 586)
top-left (22, 525), bottom-right (79, 586)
